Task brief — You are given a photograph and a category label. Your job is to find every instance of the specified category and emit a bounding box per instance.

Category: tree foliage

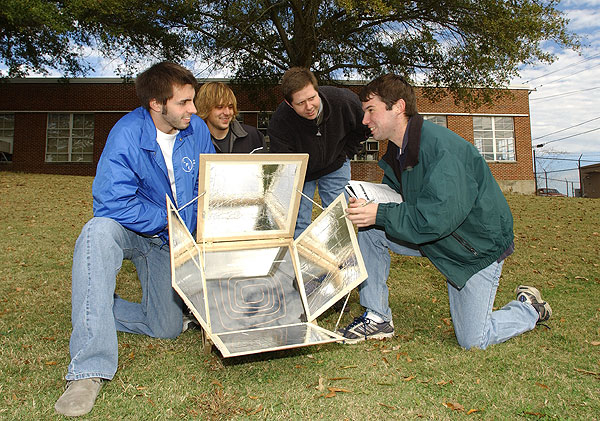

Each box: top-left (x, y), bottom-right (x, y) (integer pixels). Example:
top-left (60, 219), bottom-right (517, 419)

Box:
top-left (1, 0), bottom-right (579, 104)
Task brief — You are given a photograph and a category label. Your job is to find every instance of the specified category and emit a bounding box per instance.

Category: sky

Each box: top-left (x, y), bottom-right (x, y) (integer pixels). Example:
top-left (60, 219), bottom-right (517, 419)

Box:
top-left (515, 0), bottom-right (600, 194)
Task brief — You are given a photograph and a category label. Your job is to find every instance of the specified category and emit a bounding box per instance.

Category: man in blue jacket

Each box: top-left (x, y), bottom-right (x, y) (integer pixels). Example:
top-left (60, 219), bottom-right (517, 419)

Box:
top-left (54, 62), bottom-right (215, 417)
top-left (340, 74), bottom-right (551, 349)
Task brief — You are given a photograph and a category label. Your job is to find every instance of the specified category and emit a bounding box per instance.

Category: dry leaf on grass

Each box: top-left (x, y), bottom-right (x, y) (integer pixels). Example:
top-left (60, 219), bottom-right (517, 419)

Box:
top-left (403, 375), bottom-right (416, 382)
top-left (535, 382), bottom-right (549, 389)
top-left (316, 376), bottom-right (325, 391)
top-left (467, 408), bottom-right (481, 415)
top-left (324, 387), bottom-right (352, 398)
top-left (246, 405), bottom-right (263, 415)
top-left (590, 341), bottom-right (600, 346)
top-left (574, 368), bottom-right (600, 377)
top-left (379, 402), bottom-right (398, 410)
top-left (443, 401), bottom-right (464, 411)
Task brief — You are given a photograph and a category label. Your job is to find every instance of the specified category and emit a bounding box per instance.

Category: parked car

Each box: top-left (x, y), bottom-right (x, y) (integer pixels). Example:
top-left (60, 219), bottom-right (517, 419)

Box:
top-left (537, 188), bottom-right (566, 197)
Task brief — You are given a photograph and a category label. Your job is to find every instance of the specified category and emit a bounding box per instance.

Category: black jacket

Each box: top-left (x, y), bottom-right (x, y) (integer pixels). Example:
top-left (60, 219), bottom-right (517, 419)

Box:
top-left (213, 120), bottom-right (266, 153)
top-left (268, 86), bottom-right (367, 181)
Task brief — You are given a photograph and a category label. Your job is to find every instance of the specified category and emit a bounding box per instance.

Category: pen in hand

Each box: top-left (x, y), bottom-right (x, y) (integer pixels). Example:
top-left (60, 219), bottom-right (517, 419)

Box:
top-left (339, 199), bottom-right (374, 219)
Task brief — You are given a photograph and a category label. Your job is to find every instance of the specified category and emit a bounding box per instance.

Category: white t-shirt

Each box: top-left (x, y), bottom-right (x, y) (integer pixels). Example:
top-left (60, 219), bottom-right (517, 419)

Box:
top-left (156, 129), bottom-right (179, 204)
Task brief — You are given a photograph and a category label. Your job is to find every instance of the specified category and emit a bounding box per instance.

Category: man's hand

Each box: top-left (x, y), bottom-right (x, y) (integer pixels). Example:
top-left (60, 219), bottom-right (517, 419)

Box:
top-left (344, 197), bottom-right (378, 227)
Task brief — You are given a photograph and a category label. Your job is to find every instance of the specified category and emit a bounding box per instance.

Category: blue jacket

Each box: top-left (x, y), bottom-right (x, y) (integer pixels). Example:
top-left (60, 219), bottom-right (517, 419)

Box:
top-left (92, 107), bottom-right (215, 241)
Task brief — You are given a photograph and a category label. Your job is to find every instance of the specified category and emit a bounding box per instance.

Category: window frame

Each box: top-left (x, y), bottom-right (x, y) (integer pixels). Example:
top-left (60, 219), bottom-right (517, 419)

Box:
top-left (473, 116), bottom-right (516, 162)
top-left (45, 113), bottom-right (95, 163)
top-left (0, 113), bottom-right (15, 163)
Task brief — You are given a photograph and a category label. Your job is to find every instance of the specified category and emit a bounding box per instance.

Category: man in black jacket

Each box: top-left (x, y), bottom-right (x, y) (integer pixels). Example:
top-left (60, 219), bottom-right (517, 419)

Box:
top-left (268, 67), bottom-right (368, 238)
top-left (195, 82), bottom-right (266, 153)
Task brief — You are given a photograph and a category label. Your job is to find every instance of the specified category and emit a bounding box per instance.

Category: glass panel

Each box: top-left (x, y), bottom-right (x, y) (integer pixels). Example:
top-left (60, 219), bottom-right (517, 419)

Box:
top-left (215, 323), bottom-right (339, 357)
top-left (423, 115), bottom-right (447, 127)
top-left (167, 201), bottom-right (207, 325)
top-left (201, 159), bottom-right (301, 238)
top-left (295, 197), bottom-right (367, 321)
top-left (473, 116), bottom-right (493, 131)
top-left (203, 246), bottom-right (305, 334)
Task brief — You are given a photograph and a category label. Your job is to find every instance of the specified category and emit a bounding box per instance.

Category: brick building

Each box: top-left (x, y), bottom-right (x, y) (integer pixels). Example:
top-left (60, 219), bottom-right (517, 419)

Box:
top-left (0, 78), bottom-right (534, 193)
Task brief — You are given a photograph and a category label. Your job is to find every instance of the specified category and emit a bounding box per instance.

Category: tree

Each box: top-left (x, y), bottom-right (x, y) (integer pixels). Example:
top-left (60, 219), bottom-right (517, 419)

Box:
top-left (1, 0), bottom-right (579, 104)
top-left (1, 0), bottom-right (190, 77)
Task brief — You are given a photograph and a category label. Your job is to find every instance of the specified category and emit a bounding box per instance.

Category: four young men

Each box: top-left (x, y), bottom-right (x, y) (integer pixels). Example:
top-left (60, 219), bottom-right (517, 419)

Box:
top-left (55, 63), bottom-right (551, 417)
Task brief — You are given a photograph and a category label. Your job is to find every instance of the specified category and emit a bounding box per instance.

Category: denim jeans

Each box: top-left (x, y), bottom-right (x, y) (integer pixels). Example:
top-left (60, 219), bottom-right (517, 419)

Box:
top-left (66, 217), bottom-right (183, 381)
top-left (294, 159), bottom-right (351, 238)
top-left (357, 227), bottom-right (538, 349)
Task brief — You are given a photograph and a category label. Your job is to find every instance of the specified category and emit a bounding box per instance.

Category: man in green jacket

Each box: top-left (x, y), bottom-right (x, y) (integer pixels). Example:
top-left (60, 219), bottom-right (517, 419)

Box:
top-left (340, 74), bottom-right (551, 349)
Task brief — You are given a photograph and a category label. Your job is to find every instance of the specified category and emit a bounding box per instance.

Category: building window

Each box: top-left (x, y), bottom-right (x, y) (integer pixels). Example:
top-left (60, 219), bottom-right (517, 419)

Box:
top-left (473, 116), bottom-right (515, 161)
top-left (353, 138), bottom-right (379, 161)
top-left (423, 114), bottom-right (447, 127)
top-left (0, 113), bottom-right (14, 163)
top-left (46, 114), bottom-right (94, 162)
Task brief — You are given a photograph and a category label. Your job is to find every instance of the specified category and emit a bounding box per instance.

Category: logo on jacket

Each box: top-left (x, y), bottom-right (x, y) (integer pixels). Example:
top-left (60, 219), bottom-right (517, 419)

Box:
top-left (181, 156), bottom-right (195, 173)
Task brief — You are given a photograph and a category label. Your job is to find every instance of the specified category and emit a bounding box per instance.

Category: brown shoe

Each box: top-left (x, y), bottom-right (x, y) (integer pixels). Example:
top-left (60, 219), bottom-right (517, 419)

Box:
top-left (55, 377), bottom-right (103, 417)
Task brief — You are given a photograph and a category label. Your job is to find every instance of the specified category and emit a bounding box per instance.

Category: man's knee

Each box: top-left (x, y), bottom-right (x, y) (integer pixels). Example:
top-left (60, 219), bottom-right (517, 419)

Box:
top-left (455, 329), bottom-right (487, 351)
top-left (80, 217), bottom-right (123, 239)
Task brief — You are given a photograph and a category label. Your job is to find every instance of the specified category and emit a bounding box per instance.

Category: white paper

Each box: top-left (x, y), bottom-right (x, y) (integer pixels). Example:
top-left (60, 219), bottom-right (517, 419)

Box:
top-left (345, 180), bottom-right (403, 204)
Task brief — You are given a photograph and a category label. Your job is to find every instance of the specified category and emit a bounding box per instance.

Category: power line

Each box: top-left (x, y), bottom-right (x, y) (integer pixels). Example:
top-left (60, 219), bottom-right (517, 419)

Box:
top-left (536, 126), bottom-right (600, 146)
top-left (533, 115), bottom-right (600, 140)
top-left (530, 86), bottom-right (600, 101)
top-left (535, 167), bottom-right (580, 174)
top-left (523, 53), bottom-right (600, 84)
top-left (532, 62), bottom-right (600, 89)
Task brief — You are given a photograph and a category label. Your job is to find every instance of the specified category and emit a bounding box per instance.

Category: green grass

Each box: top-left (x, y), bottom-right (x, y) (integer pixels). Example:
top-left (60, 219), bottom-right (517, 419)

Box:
top-left (1, 172), bottom-right (599, 420)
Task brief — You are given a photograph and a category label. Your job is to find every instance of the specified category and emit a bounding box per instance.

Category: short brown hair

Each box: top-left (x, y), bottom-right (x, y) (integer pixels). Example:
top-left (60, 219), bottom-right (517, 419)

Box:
top-left (194, 82), bottom-right (238, 120)
top-left (281, 67), bottom-right (318, 103)
top-left (135, 61), bottom-right (197, 111)
top-left (359, 74), bottom-right (417, 116)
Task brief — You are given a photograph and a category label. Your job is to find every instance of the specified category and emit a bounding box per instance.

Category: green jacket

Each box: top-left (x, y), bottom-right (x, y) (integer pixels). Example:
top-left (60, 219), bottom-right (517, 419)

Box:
top-left (375, 116), bottom-right (514, 289)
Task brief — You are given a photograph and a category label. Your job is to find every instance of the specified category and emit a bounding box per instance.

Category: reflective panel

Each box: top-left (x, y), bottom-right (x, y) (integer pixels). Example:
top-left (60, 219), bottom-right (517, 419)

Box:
top-left (203, 246), bottom-right (306, 333)
top-left (167, 156), bottom-right (367, 358)
top-left (198, 155), bottom-right (308, 241)
top-left (167, 200), bottom-right (207, 325)
top-left (215, 323), bottom-right (340, 357)
top-left (295, 195), bottom-right (368, 321)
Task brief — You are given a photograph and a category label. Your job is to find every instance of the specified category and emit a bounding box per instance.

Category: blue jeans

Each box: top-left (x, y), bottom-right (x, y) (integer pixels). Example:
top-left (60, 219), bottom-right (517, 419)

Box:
top-left (357, 227), bottom-right (539, 349)
top-left (66, 217), bottom-right (183, 381)
top-left (295, 159), bottom-right (351, 238)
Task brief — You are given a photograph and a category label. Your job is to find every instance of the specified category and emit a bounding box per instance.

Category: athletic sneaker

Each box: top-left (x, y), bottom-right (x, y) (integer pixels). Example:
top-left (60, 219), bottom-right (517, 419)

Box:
top-left (515, 285), bottom-right (552, 323)
top-left (337, 312), bottom-right (394, 343)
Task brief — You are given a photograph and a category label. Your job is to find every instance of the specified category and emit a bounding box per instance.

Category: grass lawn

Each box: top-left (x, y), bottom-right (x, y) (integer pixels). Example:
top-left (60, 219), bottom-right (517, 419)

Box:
top-left (0, 171), bottom-right (599, 420)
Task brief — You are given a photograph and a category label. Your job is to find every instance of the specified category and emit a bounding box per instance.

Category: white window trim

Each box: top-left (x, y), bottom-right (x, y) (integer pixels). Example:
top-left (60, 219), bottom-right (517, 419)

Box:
top-left (474, 116), bottom-right (516, 162)
top-left (45, 113), bottom-right (94, 163)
